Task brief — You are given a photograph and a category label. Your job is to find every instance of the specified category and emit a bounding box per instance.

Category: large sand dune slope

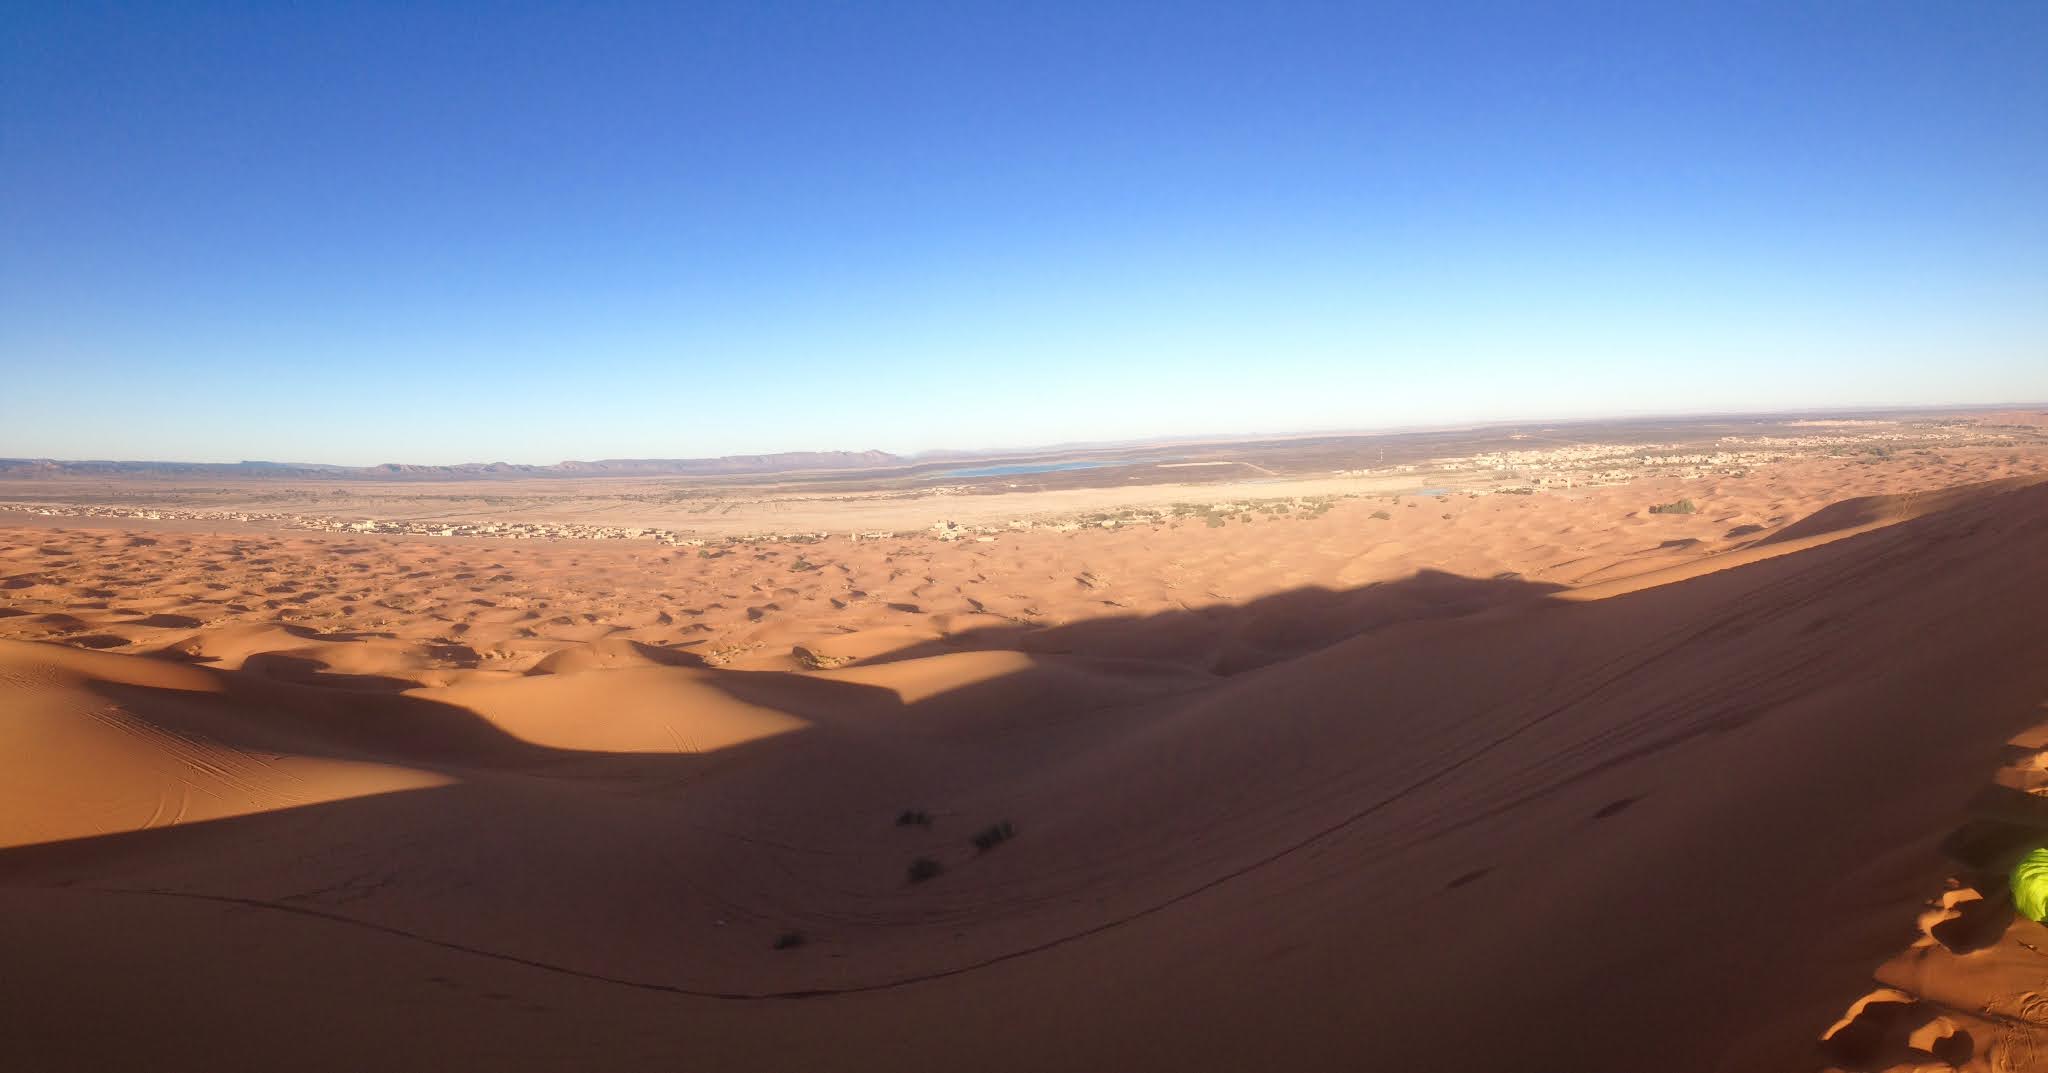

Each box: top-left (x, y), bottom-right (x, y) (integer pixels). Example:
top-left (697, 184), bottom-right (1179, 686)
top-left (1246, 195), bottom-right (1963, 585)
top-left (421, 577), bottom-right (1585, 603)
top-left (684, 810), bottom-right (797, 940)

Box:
top-left (4, 478), bottom-right (2048, 1071)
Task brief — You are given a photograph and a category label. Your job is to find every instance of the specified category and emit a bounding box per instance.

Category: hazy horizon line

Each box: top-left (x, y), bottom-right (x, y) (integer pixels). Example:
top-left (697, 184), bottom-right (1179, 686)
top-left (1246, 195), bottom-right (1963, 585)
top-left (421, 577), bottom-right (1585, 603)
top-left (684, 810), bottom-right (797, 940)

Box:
top-left (4, 399), bottom-right (2040, 473)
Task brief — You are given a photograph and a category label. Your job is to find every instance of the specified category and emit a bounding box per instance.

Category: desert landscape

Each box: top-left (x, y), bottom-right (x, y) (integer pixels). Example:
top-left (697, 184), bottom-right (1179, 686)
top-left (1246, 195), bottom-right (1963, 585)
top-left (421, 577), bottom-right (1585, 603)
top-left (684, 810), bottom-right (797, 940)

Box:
top-left (5, 410), bottom-right (2048, 1071)
top-left (11, 4), bottom-right (2047, 1069)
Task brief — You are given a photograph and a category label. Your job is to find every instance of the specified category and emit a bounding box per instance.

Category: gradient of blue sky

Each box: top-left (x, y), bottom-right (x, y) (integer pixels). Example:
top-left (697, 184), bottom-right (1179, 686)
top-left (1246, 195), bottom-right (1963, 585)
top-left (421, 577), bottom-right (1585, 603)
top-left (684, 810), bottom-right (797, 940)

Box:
top-left (4, 2), bottom-right (2044, 464)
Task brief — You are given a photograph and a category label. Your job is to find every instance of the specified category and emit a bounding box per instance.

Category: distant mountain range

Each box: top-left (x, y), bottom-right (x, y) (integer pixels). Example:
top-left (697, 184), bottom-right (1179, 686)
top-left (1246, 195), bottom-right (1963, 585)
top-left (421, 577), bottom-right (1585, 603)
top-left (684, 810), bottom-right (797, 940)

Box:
top-left (0, 451), bottom-right (905, 481)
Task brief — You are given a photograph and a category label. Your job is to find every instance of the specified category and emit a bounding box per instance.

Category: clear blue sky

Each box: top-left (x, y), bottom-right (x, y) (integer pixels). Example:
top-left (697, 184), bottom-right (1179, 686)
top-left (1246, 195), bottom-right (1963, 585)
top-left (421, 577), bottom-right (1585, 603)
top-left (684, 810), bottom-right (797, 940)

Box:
top-left (4, 2), bottom-right (2044, 464)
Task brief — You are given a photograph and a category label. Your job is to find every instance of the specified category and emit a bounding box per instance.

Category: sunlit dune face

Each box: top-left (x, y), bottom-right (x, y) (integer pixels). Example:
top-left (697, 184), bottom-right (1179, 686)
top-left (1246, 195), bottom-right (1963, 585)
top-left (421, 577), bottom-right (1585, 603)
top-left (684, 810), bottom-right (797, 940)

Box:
top-left (426, 667), bottom-right (810, 754)
top-left (0, 667), bottom-right (451, 851)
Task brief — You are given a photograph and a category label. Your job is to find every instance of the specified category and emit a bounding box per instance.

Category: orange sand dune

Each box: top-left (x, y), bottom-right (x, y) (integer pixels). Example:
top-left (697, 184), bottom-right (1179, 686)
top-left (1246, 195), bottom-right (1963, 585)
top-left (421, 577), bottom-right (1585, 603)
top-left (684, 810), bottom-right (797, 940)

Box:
top-left (4, 472), bottom-right (2048, 1071)
top-left (0, 641), bottom-right (450, 848)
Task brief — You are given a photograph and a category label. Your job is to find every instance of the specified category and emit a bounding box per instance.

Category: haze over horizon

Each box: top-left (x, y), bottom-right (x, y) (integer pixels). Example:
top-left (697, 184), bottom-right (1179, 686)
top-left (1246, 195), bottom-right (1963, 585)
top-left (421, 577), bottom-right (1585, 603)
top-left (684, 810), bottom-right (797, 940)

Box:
top-left (3, 401), bottom-right (2045, 472)
top-left (6, 2), bottom-right (2045, 465)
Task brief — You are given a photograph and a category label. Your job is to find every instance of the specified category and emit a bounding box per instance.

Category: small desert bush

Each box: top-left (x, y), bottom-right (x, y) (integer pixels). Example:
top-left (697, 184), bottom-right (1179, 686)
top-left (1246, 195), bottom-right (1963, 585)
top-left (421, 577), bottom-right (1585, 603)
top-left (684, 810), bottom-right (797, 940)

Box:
top-left (773, 930), bottom-right (806, 950)
top-left (971, 821), bottom-right (1016, 852)
top-left (1370, 510), bottom-right (1392, 521)
top-left (895, 808), bottom-right (931, 827)
top-left (1648, 499), bottom-right (1698, 515)
top-left (907, 857), bottom-right (944, 883)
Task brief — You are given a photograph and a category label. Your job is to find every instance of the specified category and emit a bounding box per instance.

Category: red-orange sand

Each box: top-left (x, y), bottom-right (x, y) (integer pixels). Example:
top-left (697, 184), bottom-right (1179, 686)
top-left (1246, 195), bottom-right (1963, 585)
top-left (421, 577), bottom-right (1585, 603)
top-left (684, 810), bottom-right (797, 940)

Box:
top-left (4, 455), bottom-right (2048, 1072)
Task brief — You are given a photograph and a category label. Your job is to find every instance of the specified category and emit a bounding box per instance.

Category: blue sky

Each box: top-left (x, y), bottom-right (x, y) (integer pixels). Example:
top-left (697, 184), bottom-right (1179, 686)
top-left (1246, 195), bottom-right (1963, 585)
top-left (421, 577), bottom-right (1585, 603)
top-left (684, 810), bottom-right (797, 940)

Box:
top-left (4, 2), bottom-right (2044, 464)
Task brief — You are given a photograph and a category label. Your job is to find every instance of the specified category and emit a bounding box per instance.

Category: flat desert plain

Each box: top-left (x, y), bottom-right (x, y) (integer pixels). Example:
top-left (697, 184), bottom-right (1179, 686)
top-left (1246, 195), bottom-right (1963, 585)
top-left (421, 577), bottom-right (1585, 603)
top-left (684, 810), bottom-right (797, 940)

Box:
top-left (5, 411), bottom-right (2048, 1071)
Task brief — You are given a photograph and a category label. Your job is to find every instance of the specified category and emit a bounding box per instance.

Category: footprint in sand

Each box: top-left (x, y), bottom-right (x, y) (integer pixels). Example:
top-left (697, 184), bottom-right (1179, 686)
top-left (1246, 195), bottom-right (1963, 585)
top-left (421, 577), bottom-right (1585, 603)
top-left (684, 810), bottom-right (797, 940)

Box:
top-left (1820, 988), bottom-right (1972, 1069)
top-left (1916, 883), bottom-right (2012, 955)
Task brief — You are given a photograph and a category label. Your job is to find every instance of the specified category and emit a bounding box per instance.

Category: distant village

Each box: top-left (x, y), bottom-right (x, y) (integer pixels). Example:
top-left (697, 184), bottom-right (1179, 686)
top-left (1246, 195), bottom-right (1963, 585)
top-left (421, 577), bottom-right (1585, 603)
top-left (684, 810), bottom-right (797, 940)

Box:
top-left (2, 421), bottom-right (2031, 549)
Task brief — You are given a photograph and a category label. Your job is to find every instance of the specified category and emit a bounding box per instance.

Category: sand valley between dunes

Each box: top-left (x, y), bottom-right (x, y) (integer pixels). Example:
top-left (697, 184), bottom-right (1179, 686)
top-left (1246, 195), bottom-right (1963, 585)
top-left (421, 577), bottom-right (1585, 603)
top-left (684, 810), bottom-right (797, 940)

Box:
top-left (5, 413), bottom-right (2048, 1071)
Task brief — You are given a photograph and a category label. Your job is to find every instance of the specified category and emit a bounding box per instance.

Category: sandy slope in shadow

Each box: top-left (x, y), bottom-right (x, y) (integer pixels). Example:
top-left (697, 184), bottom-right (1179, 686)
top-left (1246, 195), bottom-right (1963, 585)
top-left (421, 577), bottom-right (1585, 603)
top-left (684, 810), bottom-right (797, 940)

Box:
top-left (3, 476), bottom-right (2047, 1071)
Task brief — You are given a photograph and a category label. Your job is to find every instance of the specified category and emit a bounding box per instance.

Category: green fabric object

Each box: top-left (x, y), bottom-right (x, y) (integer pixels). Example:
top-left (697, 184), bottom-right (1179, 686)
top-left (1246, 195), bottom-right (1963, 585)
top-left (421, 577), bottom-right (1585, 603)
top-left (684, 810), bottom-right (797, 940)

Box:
top-left (2013, 847), bottom-right (2048, 923)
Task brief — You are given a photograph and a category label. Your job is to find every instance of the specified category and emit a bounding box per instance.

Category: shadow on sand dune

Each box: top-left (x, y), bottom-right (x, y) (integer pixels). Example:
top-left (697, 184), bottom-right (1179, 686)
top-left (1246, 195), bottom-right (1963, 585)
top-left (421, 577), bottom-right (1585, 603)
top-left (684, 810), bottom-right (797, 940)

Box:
top-left (4, 476), bottom-right (2048, 1073)
top-left (0, 568), bottom-right (1588, 990)
top-left (863, 567), bottom-right (1566, 674)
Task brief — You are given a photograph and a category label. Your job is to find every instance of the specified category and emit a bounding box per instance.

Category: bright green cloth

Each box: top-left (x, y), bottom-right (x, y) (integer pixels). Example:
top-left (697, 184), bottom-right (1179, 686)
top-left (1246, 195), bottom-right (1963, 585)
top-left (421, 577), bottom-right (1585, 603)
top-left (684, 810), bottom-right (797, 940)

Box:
top-left (2013, 847), bottom-right (2048, 922)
